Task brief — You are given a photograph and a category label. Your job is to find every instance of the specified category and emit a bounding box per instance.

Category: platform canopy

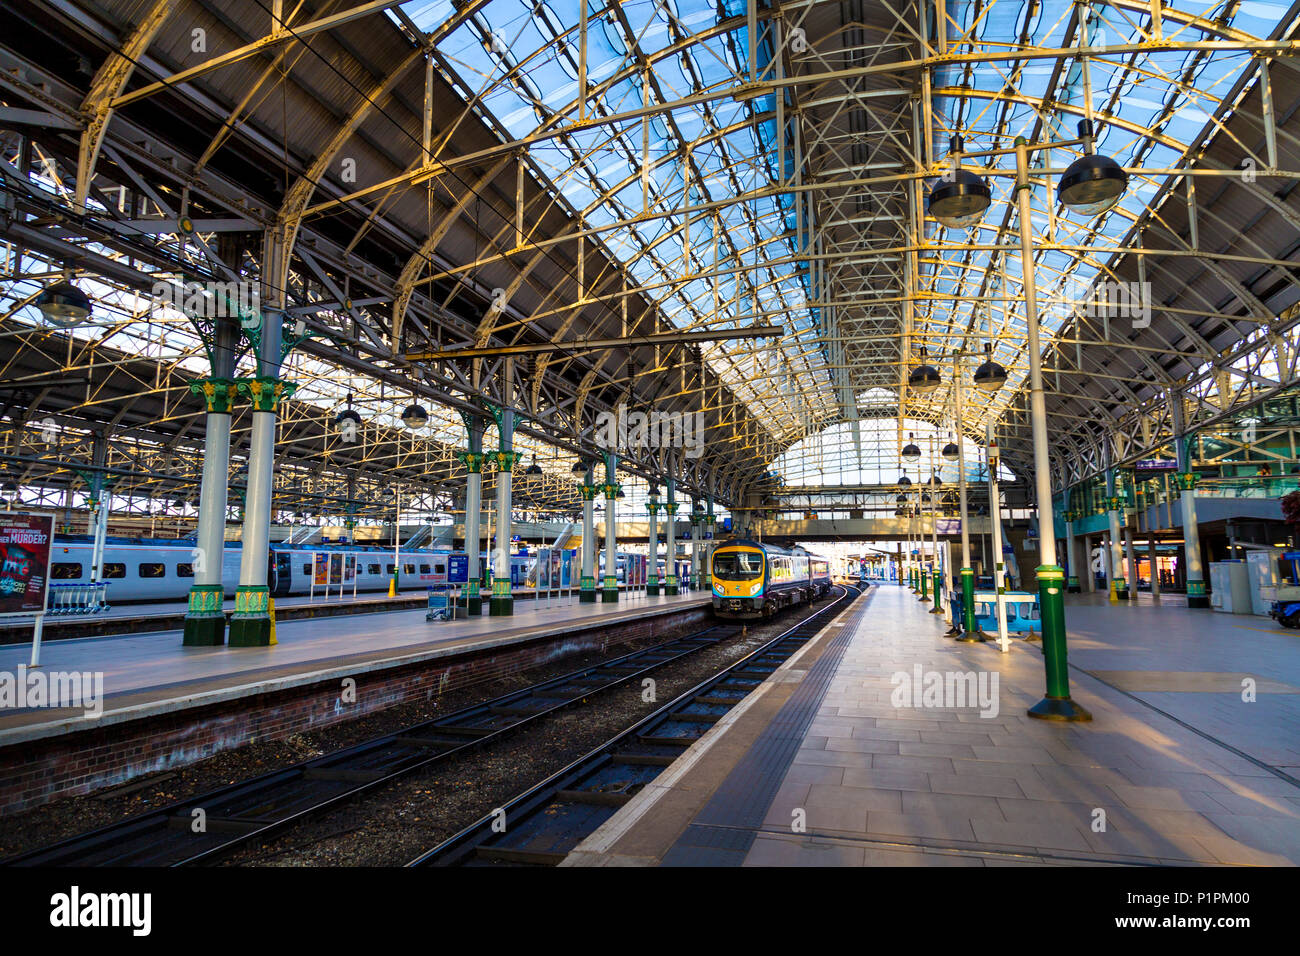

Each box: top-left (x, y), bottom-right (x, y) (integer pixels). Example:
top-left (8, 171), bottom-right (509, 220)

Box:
top-left (0, 0), bottom-right (1298, 517)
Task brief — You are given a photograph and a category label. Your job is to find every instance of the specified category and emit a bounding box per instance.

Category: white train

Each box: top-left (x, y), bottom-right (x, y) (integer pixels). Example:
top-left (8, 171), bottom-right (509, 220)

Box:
top-left (46, 536), bottom-right (662, 604)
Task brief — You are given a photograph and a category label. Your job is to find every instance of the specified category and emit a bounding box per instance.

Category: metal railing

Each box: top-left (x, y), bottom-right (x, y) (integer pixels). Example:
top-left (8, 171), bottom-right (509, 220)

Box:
top-left (48, 581), bottom-right (110, 616)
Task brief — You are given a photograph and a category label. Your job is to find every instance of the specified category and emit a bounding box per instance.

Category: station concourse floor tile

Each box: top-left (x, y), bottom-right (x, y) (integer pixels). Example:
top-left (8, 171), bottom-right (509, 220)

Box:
top-left (0, 591), bottom-right (710, 738)
top-left (567, 584), bottom-right (1300, 867)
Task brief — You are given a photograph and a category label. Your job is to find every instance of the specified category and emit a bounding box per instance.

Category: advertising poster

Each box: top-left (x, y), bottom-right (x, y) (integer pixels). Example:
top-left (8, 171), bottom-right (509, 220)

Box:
top-left (0, 513), bottom-right (55, 616)
top-left (313, 552), bottom-right (329, 586)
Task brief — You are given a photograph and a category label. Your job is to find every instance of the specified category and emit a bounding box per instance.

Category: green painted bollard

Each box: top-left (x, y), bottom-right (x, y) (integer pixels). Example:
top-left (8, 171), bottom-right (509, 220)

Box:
top-left (955, 568), bottom-right (985, 643)
top-left (919, 567), bottom-right (930, 602)
top-left (1028, 564), bottom-right (1092, 721)
top-left (930, 570), bottom-right (944, 614)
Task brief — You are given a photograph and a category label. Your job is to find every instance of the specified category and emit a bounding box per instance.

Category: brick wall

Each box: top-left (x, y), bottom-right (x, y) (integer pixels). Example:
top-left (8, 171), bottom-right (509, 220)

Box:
top-left (0, 605), bottom-right (710, 814)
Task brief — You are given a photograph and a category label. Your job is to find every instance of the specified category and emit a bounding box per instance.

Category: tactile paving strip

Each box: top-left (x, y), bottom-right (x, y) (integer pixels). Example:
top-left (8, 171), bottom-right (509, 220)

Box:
top-left (661, 589), bottom-right (878, 866)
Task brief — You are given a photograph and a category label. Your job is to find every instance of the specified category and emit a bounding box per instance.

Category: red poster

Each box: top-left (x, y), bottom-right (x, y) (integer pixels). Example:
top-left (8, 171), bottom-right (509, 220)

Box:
top-left (0, 513), bottom-right (54, 615)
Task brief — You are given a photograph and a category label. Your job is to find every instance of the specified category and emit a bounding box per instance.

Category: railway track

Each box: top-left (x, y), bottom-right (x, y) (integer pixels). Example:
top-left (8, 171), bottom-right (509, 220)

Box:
top-left (407, 584), bottom-right (862, 867)
top-left (4, 622), bottom-right (745, 867)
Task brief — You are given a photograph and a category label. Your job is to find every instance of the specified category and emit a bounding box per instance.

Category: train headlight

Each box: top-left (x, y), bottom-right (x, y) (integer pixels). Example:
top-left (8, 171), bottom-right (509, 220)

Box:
top-left (748, 581), bottom-right (762, 596)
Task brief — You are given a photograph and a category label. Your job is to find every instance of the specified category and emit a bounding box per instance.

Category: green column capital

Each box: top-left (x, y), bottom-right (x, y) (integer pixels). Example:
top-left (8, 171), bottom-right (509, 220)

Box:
top-left (237, 376), bottom-right (297, 412)
top-left (647, 501), bottom-right (660, 515)
top-left (602, 482), bottom-right (621, 500)
top-left (457, 450), bottom-right (486, 474)
top-left (664, 501), bottom-right (679, 515)
top-left (1175, 471), bottom-right (1199, 492)
top-left (580, 484), bottom-right (600, 502)
top-left (189, 377), bottom-right (239, 414)
top-left (490, 450), bottom-right (523, 472)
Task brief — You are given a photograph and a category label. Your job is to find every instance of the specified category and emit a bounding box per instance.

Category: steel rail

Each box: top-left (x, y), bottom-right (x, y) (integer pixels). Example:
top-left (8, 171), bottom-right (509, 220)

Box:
top-left (4, 621), bottom-right (739, 867)
top-left (407, 584), bottom-right (863, 867)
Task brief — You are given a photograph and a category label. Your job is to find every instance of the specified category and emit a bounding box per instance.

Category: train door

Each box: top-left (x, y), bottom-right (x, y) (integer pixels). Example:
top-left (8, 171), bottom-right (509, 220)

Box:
top-left (270, 551), bottom-right (293, 596)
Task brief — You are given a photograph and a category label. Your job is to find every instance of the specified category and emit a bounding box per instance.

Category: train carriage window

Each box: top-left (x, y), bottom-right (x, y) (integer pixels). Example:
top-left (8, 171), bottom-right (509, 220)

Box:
top-left (420, 564), bottom-right (432, 574)
top-left (51, 563), bottom-right (83, 579)
top-left (404, 563), bottom-right (416, 575)
top-left (434, 562), bottom-right (445, 574)
top-left (368, 564), bottom-right (381, 576)
top-left (386, 563), bottom-right (396, 574)
top-left (138, 563), bottom-right (166, 578)
top-left (303, 564), bottom-right (311, 576)
top-left (176, 563), bottom-right (194, 578)
top-left (103, 563), bottom-right (126, 579)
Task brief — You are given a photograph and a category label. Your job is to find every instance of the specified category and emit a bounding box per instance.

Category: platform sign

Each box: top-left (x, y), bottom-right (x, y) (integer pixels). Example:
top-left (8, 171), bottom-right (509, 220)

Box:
top-left (448, 553), bottom-right (468, 585)
top-left (313, 552), bottom-right (330, 587)
top-left (0, 513), bottom-right (54, 617)
top-left (0, 512), bottom-right (55, 667)
top-left (538, 548), bottom-right (552, 590)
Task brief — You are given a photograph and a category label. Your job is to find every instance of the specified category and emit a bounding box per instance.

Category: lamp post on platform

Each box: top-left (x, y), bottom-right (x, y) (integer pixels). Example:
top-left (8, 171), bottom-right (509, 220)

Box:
top-left (925, 122), bottom-right (1121, 720)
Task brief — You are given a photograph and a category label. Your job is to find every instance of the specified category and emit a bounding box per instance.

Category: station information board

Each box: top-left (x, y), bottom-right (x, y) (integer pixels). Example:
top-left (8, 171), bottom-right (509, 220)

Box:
top-left (0, 512), bottom-right (55, 617)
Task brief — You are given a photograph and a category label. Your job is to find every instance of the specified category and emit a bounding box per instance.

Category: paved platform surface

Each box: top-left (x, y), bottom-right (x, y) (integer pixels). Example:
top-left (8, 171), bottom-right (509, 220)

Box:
top-left (0, 590), bottom-right (710, 742)
top-left (567, 585), bottom-right (1300, 866)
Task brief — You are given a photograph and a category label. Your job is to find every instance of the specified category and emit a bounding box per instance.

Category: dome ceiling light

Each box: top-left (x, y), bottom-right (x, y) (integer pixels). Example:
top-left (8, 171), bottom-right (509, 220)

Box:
top-left (1058, 120), bottom-right (1129, 217)
top-left (908, 348), bottom-right (942, 392)
top-left (973, 343), bottom-right (1008, 391)
top-left (35, 280), bottom-right (92, 326)
top-left (400, 403), bottom-right (428, 429)
top-left (927, 136), bottom-right (992, 229)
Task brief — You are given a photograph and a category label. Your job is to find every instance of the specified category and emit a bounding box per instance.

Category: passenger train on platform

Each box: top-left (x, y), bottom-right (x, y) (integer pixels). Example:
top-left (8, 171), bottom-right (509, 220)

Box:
top-left (44, 535), bottom-right (653, 604)
top-left (710, 539), bottom-right (832, 620)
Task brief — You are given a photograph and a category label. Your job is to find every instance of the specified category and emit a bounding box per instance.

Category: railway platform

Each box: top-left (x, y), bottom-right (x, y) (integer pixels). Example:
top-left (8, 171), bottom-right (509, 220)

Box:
top-left (0, 591), bottom-right (712, 813)
top-left (566, 585), bottom-right (1300, 867)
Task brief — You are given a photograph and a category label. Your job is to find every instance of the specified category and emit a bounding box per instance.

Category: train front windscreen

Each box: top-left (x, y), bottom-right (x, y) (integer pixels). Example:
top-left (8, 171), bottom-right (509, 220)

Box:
top-left (712, 551), bottom-right (763, 580)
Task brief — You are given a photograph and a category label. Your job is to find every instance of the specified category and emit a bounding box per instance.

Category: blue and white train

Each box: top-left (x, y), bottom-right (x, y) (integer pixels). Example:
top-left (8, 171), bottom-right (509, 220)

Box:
top-left (46, 536), bottom-right (655, 604)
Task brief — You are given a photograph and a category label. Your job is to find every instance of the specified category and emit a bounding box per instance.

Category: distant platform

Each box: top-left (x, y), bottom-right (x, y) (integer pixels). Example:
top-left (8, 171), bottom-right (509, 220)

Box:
top-left (0, 591), bottom-right (711, 743)
top-left (0, 589), bottom-right (715, 812)
top-left (566, 586), bottom-right (1300, 867)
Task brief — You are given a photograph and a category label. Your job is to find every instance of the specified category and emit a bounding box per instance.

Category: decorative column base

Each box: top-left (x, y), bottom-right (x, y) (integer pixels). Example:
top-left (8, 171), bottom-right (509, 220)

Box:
top-left (579, 575), bottom-right (598, 603)
top-left (465, 581), bottom-right (483, 616)
top-left (929, 571), bottom-right (944, 614)
top-left (918, 571), bottom-right (930, 603)
top-left (955, 568), bottom-right (986, 643)
top-left (228, 586), bottom-right (273, 647)
top-left (601, 574), bottom-right (619, 603)
top-left (1028, 565), bottom-right (1092, 722)
top-left (665, 575), bottom-right (679, 596)
top-left (489, 579), bottom-right (513, 616)
top-left (646, 577), bottom-right (660, 597)
top-left (1187, 580), bottom-right (1210, 609)
top-left (182, 584), bottom-right (226, 646)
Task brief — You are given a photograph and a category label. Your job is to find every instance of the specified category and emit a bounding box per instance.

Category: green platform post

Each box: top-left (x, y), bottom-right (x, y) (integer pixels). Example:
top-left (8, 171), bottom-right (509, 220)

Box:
top-left (930, 569), bottom-right (943, 614)
top-left (1177, 471), bottom-right (1210, 608)
top-left (919, 561), bottom-right (930, 602)
top-left (456, 439), bottom-right (485, 616)
top-left (646, 491), bottom-right (661, 596)
top-left (489, 447), bottom-right (521, 616)
top-left (601, 453), bottom-right (620, 603)
top-left (954, 567), bottom-right (985, 643)
top-left (579, 473), bottom-right (599, 603)
top-left (229, 376), bottom-right (296, 647)
top-left (1027, 564), bottom-right (1092, 721)
top-left (184, 377), bottom-right (237, 646)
